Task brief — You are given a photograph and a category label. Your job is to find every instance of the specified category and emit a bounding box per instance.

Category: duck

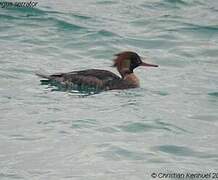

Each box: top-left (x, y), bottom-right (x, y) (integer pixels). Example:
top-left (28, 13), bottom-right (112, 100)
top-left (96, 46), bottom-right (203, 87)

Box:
top-left (36, 51), bottom-right (158, 91)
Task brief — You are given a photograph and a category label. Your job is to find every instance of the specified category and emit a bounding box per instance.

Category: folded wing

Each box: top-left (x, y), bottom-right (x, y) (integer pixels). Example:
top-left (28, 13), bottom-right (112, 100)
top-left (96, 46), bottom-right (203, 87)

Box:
top-left (37, 69), bottom-right (121, 89)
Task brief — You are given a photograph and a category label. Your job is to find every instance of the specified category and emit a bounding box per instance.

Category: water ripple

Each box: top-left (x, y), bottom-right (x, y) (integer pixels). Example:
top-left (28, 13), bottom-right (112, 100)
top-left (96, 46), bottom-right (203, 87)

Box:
top-left (117, 119), bottom-right (188, 134)
top-left (0, 172), bottom-right (23, 180)
top-left (71, 119), bottom-right (98, 129)
top-left (152, 145), bottom-right (218, 159)
top-left (208, 92), bottom-right (218, 97)
top-left (97, 145), bottom-right (150, 161)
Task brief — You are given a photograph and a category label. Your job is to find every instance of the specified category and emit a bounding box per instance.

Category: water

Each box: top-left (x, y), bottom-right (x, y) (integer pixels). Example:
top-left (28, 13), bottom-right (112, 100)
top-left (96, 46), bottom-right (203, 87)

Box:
top-left (0, 0), bottom-right (218, 179)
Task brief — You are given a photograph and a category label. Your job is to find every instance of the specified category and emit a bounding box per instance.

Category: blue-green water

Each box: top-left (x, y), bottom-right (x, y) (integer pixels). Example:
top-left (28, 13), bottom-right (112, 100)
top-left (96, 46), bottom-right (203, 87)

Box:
top-left (0, 0), bottom-right (218, 179)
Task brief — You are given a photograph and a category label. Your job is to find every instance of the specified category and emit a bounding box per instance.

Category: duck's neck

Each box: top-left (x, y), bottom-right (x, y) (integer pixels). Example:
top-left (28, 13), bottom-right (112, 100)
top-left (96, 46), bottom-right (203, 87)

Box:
top-left (123, 73), bottom-right (140, 87)
top-left (117, 67), bottom-right (140, 87)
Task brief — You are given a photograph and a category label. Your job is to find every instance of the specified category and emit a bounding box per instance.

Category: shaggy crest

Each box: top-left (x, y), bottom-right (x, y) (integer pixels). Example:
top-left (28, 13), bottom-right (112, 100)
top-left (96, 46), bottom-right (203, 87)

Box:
top-left (112, 51), bottom-right (133, 77)
top-left (113, 51), bottom-right (131, 67)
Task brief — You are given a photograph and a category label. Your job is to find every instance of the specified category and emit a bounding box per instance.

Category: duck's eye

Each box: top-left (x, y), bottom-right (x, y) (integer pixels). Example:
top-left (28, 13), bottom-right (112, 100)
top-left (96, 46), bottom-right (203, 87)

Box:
top-left (137, 59), bottom-right (141, 64)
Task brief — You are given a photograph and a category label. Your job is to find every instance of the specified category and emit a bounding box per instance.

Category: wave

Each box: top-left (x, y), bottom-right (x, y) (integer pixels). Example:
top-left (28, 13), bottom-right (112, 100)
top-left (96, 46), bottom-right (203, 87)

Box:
top-left (1, 7), bottom-right (92, 32)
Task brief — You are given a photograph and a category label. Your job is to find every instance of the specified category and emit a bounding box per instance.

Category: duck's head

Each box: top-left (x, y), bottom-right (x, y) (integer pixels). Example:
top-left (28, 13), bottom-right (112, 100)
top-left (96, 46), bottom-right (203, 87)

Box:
top-left (113, 51), bottom-right (158, 77)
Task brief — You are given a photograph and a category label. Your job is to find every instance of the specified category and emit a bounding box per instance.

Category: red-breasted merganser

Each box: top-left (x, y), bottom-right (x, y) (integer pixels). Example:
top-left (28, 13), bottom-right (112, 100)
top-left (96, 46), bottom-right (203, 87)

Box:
top-left (36, 51), bottom-right (158, 91)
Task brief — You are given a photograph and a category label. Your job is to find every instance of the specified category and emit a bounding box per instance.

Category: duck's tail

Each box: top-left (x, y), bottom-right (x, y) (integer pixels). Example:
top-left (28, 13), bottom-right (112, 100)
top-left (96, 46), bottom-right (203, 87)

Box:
top-left (35, 69), bottom-right (51, 79)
